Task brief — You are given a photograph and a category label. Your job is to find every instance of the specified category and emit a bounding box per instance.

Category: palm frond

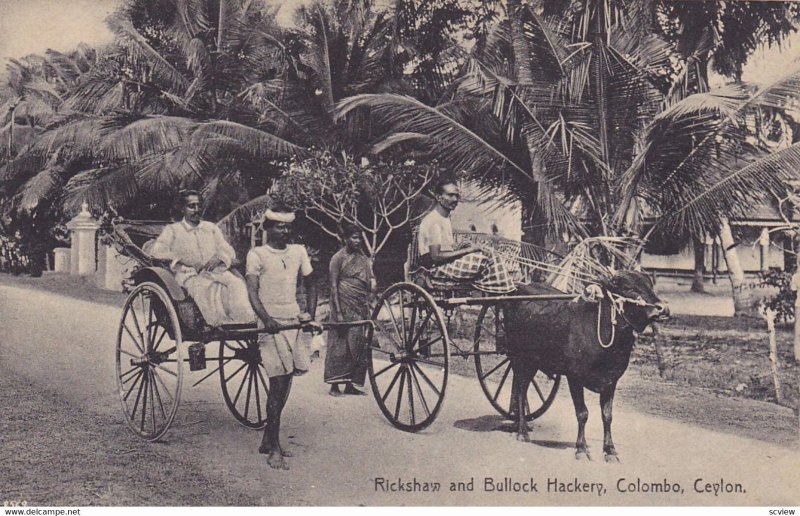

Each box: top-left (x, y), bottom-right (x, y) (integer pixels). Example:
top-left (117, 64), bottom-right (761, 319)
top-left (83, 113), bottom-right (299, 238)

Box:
top-left (337, 93), bottom-right (584, 236)
top-left (108, 15), bottom-right (190, 93)
top-left (17, 166), bottom-right (65, 212)
top-left (63, 164), bottom-right (140, 213)
top-left (32, 116), bottom-right (106, 155)
top-left (664, 140), bottom-right (800, 233)
top-left (370, 132), bottom-right (429, 154)
top-left (187, 37), bottom-right (212, 79)
top-left (189, 120), bottom-right (307, 160)
top-left (216, 192), bottom-right (272, 239)
top-left (100, 116), bottom-right (196, 161)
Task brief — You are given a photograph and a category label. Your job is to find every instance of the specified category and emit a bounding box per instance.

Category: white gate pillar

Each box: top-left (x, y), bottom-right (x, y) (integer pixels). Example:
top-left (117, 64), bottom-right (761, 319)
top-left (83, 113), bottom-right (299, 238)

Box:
top-left (66, 202), bottom-right (100, 275)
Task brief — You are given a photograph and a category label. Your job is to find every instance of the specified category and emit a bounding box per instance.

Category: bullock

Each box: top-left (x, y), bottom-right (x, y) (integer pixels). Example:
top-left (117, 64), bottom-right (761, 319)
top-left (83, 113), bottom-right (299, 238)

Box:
top-left (505, 270), bottom-right (669, 461)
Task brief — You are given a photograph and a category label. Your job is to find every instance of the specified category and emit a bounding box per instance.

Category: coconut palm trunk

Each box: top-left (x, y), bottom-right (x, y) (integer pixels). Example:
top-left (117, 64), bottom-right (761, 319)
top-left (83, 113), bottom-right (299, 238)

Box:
top-left (7, 104), bottom-right (15, 160)
top-left (691, 237), bottom-right (705, 292)
top-left (719, 218), bottom-right (752, 316)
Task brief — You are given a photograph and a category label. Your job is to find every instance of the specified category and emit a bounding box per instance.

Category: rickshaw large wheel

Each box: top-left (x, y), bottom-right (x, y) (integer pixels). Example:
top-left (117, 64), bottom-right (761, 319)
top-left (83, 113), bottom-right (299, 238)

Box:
top-left (116, 281), bottom-right (184, 441)
top-left (367, 282), bottom-right (450, 432)
top-left (219, 338), bottom-right (269, 429)
top-left (474, 304), bottom-right (560, 421)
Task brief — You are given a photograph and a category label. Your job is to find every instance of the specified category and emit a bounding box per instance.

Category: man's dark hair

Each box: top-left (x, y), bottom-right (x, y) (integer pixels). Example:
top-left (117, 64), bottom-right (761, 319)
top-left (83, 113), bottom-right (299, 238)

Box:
top-left (434, 176), bottom-right (458, 195)
top-left (178, 189), bottom-right (201, 206)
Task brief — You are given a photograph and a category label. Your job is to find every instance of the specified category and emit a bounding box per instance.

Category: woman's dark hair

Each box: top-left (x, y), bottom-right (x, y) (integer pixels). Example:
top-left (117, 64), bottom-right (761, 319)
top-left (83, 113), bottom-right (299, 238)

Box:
top-left (433, 175), bottom-right (458, 195)
top-left (339, 222), bottom-right (361, 239)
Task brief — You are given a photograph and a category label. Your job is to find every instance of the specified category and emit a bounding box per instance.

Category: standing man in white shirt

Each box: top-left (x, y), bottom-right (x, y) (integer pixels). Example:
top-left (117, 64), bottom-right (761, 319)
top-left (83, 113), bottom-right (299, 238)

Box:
top-left (246, 207), bottom-right (318, 470)
top-left (417, 177), bottom-right (516, 293)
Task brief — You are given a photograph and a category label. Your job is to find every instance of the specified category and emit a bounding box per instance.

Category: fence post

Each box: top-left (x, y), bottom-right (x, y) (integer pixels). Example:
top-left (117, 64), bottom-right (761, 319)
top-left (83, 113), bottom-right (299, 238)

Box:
top-left (763, 308), bottom-right (783, 404)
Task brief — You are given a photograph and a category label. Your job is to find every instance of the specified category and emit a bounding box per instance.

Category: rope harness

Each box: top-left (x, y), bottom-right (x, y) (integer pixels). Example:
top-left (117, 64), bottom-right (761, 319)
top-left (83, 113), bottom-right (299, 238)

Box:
top-left (586, 286), bottom-right (658, 349)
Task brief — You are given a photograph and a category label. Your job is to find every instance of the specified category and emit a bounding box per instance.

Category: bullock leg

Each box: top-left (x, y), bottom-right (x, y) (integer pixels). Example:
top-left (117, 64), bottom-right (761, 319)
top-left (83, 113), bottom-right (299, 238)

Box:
top-left (567, 377), bottom-right (591, 461)
top-left (600, 383), bottom-right (620, 462)
top-left (510, 361), bottom-right (533, 442)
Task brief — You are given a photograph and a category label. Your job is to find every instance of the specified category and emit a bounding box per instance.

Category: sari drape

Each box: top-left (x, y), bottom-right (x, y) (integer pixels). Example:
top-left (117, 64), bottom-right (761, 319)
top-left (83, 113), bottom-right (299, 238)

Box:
top-left (324, 249), bottom-right (372, 386)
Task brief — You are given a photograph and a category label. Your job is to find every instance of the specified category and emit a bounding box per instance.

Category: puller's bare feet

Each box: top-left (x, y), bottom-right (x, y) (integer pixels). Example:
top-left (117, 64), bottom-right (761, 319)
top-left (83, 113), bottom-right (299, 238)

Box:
top-left (267, 450), bottom-right (289, 470)
top-left (259, 443), bottom-right (293, 457)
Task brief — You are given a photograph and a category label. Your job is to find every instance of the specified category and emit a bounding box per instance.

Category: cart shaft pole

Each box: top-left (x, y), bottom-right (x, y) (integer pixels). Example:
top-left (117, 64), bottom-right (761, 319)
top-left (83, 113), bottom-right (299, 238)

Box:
top-left (442, 294), bottom-right (578, 306)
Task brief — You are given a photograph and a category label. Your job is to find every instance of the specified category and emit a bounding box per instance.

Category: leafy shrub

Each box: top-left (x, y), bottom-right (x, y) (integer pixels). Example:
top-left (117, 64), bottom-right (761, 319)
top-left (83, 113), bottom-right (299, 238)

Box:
top-left (760, 268), bottom-right (796, 322)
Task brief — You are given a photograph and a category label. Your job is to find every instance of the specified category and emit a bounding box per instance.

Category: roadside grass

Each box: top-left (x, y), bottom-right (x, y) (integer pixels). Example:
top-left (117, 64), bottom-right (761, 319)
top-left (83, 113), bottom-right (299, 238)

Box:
top-left (0, 367), bottom-right (260, 506)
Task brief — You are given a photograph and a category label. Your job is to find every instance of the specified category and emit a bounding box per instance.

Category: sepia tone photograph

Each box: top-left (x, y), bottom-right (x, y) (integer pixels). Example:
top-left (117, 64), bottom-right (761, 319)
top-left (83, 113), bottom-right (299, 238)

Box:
top-left (0, 0), bottom-right (798, 510)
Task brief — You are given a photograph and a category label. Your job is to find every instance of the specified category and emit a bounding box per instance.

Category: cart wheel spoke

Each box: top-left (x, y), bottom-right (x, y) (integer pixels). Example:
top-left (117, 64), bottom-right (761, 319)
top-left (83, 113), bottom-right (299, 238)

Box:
top-left (408, 364), bottom-right (431, 418)
top-left (492, 362), bottom-right (512, 403)
top-left (255, 366), bottom-right (269, 396)
top-left (224, 362), bottom-right (248, 383)
top-left (245, 367), bottom-right (256, 421)
top-left (479, 357), bottom-right (510, 382)
top-left (381, 296), bottom-right (405, 349)
top-left (416, 334), bottom-right (443, 353)
top-left (151, 325), bottom-right (167, 353)
top-left (150, 368), bottom-right (168, 421)
top-left (139, 371), bottom-right (149, 432)
top-left (409, 309), bottom-right (433, 349)
top-left (122, 322), bottom-right (145, 355)
top-left (373, 361), bottom-right (400, 379)
top-left (368, 283), bottom-right (449, 432)
top-left (148, 369), bottom-right (157, 434)
top-left (410, 362), bottom-right (441, 398)
top-left (474, 304), bottom-right (560, 422)
top-left (152, 367), bottom-right (175, 404)
top-left (123, 370), bottom-right (144, 401)
top-left (120, 365), bottom-right (140, 381)
top-left (232, 365), bottom-right (250, 406)
top-left (399, 289), bottom-right (408, 346)
top-left (406, 366), bottom-right (415, 425)
top-left (380, 365), bottom-right (405, 404)
top-left (412, 357), bottom-right (445, 369)
top-left (531, 374), bottom-right (546, 404)
top-left (154, 363), bottom-right (178, 377)
top-left (393, 367), bottom-right (407, 422)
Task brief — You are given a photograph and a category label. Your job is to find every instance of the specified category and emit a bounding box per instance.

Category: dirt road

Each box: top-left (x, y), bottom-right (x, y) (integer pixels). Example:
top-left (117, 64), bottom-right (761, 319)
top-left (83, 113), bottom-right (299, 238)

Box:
top-left (0, 283), bottom-right (797, 506)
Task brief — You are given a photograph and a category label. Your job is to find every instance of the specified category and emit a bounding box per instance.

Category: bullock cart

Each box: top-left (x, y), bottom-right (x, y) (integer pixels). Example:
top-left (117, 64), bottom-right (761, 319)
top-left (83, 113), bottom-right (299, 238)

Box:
top-left (106, 220), bottom-right (371, 441)
top-left (364, 233), bottom-right (590, 432)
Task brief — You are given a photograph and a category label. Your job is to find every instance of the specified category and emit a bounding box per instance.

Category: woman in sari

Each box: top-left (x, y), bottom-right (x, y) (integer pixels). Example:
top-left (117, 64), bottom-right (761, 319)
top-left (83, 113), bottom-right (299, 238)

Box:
top-left (325, 223), bottom-right (374, 396)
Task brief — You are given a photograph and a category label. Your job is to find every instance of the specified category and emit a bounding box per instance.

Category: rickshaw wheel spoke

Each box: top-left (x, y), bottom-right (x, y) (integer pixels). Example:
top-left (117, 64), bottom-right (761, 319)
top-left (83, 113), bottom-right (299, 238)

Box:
top-left (116, 282), bottom-right (183, 441)
top-left (219, 338), bottom-right (268, 429)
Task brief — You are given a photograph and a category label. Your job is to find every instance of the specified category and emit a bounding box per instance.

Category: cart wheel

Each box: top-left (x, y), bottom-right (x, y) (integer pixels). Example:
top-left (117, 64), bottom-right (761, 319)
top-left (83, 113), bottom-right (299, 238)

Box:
top-left (116, 282), bottom-right (183, 441)
top-left (219, 338), bottom-right (269, 429)
top-left (367, 282), bottom-right (450, 432)
top-left (474, 304), bottom-right (560, 421)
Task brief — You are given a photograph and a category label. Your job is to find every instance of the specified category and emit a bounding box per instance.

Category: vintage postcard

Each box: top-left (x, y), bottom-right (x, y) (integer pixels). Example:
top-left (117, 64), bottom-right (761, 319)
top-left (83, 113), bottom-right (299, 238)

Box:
top-left (0, 0), bottom-right (797, 512)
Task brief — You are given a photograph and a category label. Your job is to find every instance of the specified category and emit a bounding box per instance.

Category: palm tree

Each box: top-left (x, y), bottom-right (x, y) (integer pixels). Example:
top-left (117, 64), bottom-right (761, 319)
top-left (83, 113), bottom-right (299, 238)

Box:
top-left (654, 0), bottom-right (799, 299)
top-left (335, 0), bottom-right (800, 314)
top-left (1, 0), bottom-right (313, 232)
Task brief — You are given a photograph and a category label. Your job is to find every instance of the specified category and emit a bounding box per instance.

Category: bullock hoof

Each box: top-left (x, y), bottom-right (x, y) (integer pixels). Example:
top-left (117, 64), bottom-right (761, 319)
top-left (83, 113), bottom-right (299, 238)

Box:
top-left (516, 433), bottom-right (531, 443)
top-left (604, 453), bottom-right (620, 463)
top-left (575, 450), bottom-right (591, 461)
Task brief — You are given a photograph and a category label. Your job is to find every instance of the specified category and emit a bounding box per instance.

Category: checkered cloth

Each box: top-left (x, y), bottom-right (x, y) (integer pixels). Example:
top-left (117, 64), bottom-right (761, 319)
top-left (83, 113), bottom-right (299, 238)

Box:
top-left (429, 248), bottom-right (516, 293)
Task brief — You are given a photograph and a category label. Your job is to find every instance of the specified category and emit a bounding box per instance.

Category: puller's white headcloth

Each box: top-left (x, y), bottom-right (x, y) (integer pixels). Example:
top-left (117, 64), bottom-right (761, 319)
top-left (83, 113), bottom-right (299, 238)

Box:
top-left (263, 209), bottom-right (295, 223)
